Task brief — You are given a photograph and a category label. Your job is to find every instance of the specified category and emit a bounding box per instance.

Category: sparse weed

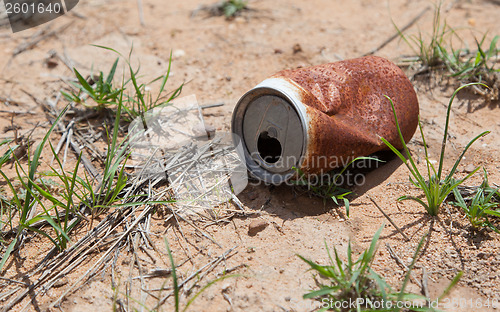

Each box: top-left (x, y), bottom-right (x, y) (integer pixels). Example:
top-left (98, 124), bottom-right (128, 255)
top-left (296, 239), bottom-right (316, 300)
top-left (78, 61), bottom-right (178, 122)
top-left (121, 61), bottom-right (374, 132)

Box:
top-left (293, 157), bottom-right (381, 217)
top-left (0, 139), bottom-right (16, 167)
top-left (0, 106), bottom-right (69, 271)
top-left (439, 35), bottom-right (499, 81)
top-left (438, 35), bottom-right (500, 100)
top-left (299, 226), bottom-right (462, 311)
top-left (62, 58), bottom-right (122, 108)
top-left (76, 89), bottom-right (130, 217)
top-left (396, 2), bottom-right (500, 99)
top-left (298, 226), bottom-right (392, 311)
top-left (159, 238), bottom-right (237, 312)
top-left (220, 0), bottom-right (247, 18)
top-left (104, 47), bottom-right (184, 123)
top-left (451, 169), bottom-right (500, 233)
top-left (396, 2), bottom-right (451, 68)
top-left (0, 44), bottom-right (185, 273)
top-left (0, 190), bottom-right (14, 235)
top-left (192, 0), bottom-right (248, 19)
top-left (0, 83), bottom-right (141, 271)
top-left (381, 83), bottom-right (490, 216)
top-left (0, 140), bottom-right (16, 233)
top-left (62, 46), bottom-right (183, 122)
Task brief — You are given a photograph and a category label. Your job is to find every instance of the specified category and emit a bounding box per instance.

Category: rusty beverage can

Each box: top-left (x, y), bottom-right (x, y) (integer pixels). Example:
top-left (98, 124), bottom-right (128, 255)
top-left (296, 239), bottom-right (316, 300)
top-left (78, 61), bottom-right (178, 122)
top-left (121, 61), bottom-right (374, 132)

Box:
top-left (231, 56), bottom-right (419, 184)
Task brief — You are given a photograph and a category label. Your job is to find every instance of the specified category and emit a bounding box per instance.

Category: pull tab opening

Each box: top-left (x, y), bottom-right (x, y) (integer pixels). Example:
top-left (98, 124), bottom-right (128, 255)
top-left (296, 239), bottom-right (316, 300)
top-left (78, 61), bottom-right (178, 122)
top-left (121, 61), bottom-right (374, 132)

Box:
top-left (257, 131), bottom-right (282, 164)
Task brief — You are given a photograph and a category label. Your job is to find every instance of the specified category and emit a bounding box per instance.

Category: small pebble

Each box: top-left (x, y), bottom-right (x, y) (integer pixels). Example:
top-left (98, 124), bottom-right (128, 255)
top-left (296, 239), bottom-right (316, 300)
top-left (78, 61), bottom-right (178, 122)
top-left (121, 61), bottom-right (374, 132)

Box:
top-left (464, 163), bottom-right (477, 173)
top-left (45, 56), bottom-right (58, 68)
top-left (173, 49), bottom-right (185, 59)
top-left (246, 191), bottom-right (258, 201)
top-left (292, 43), bottom-right (302, 54)
top-left (248, 219), bottom-right (268, 236)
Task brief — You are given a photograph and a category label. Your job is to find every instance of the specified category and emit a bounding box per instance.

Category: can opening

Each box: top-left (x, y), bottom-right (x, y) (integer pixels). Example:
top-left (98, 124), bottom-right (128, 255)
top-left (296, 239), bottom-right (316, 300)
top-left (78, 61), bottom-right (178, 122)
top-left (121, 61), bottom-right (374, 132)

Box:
top-left (232, 85), bottom-right (307, 183)
top-left (257, 131), bottom-right (282, 164)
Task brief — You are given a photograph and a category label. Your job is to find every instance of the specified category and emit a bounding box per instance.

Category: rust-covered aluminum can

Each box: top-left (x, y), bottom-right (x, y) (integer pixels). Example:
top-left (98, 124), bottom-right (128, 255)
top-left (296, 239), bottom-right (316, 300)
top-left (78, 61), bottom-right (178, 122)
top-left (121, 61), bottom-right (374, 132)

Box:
top-left (231, 56), bottom-right (419, 184)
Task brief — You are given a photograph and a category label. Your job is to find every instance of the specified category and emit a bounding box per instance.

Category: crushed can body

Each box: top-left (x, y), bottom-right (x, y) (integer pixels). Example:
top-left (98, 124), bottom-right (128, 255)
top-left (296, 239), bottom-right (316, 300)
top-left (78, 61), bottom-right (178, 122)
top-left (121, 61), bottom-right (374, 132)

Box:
top-left (231, 56), bottom-right (419, 184)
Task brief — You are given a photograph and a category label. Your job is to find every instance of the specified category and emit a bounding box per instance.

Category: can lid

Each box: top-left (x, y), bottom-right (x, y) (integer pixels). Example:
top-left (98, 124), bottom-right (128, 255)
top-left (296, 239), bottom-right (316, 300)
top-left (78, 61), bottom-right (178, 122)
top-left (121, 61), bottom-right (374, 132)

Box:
top-left (232, 87), bottom-right (306, 184)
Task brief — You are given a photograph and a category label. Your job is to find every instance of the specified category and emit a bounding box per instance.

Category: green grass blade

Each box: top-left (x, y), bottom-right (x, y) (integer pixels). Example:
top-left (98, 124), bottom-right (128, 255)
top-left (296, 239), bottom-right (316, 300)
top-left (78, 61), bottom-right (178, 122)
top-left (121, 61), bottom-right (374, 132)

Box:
top-left (379, 137), bottom-right (413, 174)
top-left (399, 196), bottom-right (430, 212)
top-left (21, 105), bottom-right (69, 223)
top-left (303, 287), bottom-right (336, 299)
top-left (343, 197), bottom-right (350, 217)
top-left (165, 237), bottom-right (179, 312)
top-left (297, 255), bottom-right (336, 278)
top-left (39, 215), bottom-right (71, 242)
top-left (106, 58), bottom-right (119, 86)
top-left (29, 180), bottom-right (66, 208)
top-left (484, 209), bottom-right (500, 217)
top-left (359, 225), bottom-right (383, 274)
top-left (154, 50), bottom-right (173, 105)
top-left (438, 83), bottom-right (488, 179)
top-left (73, 68), bottom-right (95, 97)
top-left (183, 274), bottom-right (238, 312)
top-left (129, 64), bottom-right (146, 110)
top-left (333, 248), bottom-right (346, 280)
top-left (0, 170), bottom-right (22, 210)
top-left (451, 188), bottom-right (466, 209)
top-left (438, 271), bottom-right (463, 301)
top-left (24, 224), bottom-right (60, 248)
top-left (381, 97), bottom-right (427, 185)
top-left (488, 35), bottom-right (499, 59)
top-left (0, 239), bottom-right (17, 272)
top-left (369, 269), bottom-right (389, 300)
top-left (91, 45), bottom-right (124, 58)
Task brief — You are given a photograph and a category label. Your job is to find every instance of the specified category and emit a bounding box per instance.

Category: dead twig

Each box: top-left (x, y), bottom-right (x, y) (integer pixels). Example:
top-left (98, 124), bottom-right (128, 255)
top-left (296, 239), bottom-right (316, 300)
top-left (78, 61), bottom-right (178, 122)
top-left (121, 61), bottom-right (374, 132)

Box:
top-left (137, 0), bottom-right (145, 26)
top-left (0, 277), bottom-right (28, 286)
top-left (422, 266), bottom-right (430, 299)
top-left (0, 109), bottom-right (36, 115)
top-left (48, 204), bottom-right (157, 309)
top-left (13, 22), bottom-right (74, 56)
top-left (386, 243), bottom-right (422, 288)
top-left (368, 196), bottom-right (409, 241)
top-left (0, 96), bottom-right (25, 106)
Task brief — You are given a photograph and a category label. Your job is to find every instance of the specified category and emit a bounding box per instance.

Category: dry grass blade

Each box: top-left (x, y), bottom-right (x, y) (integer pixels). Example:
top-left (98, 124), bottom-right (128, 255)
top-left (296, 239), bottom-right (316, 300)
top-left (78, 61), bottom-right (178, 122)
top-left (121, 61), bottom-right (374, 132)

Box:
top-left (153, 245), bottom-right (238, 310)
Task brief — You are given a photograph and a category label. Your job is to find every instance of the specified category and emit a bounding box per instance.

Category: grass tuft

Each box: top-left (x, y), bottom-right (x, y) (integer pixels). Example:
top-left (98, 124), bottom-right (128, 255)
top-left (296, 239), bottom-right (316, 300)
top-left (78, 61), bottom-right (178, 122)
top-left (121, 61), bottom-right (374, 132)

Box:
top-left (0, 105), bottom-right (69, 271)
top-left (395, 1), bottom-right (500, 99)
top-left (0, 46), bottom-right (183, 272)
top-left (298, 225), bottom-right (391, 311)
top-left (299, 226), bottom-right (462, 311)
top-left (381, 83), bottom-right (490, 216)
top-left (451, 169), bottom-right (500, 233)
top-left (221, 0), bottom-right (247, 18)
top-left (62, 45), bottom-right (183, 122)
top-left (395, 1), bottom-right (451, 68)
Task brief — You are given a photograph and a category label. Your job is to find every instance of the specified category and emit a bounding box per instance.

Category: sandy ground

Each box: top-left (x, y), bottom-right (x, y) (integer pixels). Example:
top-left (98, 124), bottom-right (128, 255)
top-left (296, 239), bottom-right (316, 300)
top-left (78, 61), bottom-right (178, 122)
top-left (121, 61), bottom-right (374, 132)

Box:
top-left (1, 0), bottom-right (500, 311)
